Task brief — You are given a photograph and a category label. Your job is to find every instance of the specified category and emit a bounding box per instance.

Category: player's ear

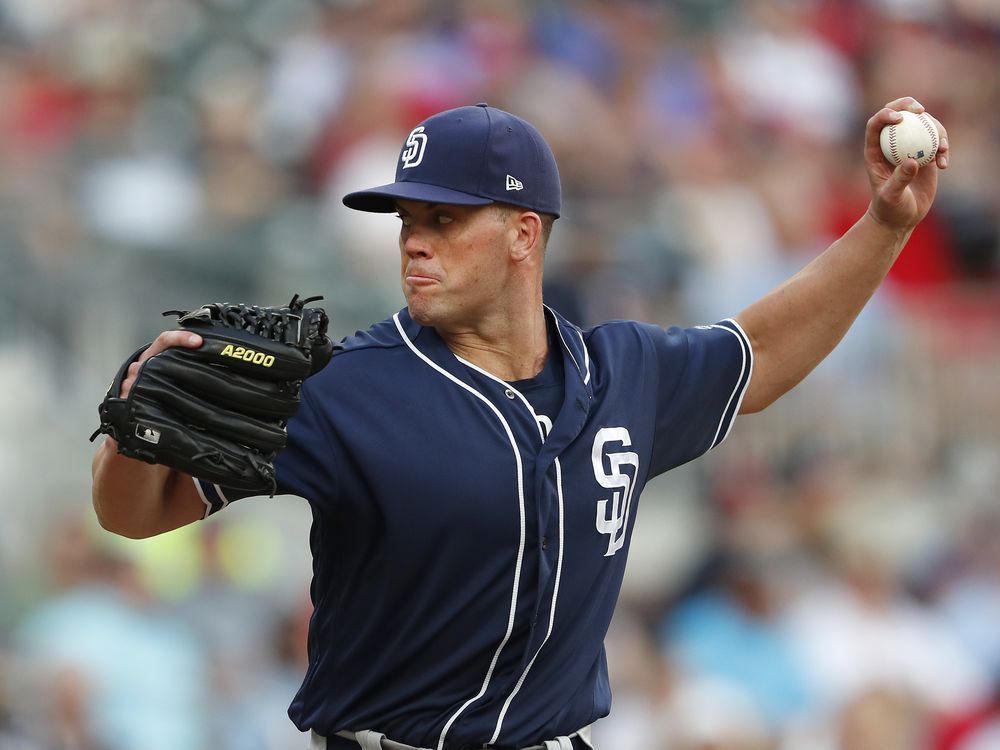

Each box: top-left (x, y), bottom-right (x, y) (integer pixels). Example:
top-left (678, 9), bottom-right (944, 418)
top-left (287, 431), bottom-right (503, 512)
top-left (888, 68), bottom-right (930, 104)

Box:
top-left (509, 210), bottom-right (542, 263)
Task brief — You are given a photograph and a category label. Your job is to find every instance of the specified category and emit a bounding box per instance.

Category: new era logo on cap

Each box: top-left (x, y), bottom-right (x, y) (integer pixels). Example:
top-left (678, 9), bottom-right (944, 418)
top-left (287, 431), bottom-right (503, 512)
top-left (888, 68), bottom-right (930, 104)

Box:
top-left (506, 174), bottom-right (523, 191)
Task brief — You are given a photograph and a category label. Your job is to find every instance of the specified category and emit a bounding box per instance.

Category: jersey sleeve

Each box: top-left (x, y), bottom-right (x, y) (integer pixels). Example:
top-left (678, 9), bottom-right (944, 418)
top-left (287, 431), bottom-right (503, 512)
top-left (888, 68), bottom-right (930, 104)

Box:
top-left (192, 476), bottom-right (257, 518)
top-left (192, 379), bottom-right (342, 517)
top-left (269, 379), bottom-right (343, 505)
top-left (648, 318), bottom-right (753, 476)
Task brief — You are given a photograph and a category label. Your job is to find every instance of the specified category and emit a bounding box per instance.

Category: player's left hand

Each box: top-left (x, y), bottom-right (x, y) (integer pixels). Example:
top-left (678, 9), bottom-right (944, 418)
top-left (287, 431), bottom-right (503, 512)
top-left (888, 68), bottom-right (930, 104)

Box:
top-left (865, 96), bottom-right (949, 232)
top-left (91, 295), bottom-right (334, 494)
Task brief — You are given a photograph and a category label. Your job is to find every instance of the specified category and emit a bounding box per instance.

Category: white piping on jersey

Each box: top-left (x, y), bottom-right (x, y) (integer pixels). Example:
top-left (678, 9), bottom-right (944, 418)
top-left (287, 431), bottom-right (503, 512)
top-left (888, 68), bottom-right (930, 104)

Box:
top-left (489, 453), bottom-right (566, 744)
top-left (706, 319), bottom-right (753, 450)
top-left (454, 356), bottom-right (569, 743)
top-left (193, 477), bottom-right (213, 520)
top-left (544, 305), bottom-right (591, 387)
top-left (392, 314), bottom-right (529, 750)
top-left (453, 356), bottom-right (551, 445)
top-left (577, 330), bottom-right (591, 386)
top-left (193, 479), bottom-right (233, 520)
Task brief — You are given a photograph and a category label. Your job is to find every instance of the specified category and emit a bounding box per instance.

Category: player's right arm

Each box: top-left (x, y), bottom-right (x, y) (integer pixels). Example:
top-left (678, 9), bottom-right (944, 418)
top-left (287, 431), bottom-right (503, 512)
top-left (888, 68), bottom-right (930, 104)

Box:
top-left (735, 97), bottom-right (947, 414)
top-left (91, 331), bottom-right (206, 539)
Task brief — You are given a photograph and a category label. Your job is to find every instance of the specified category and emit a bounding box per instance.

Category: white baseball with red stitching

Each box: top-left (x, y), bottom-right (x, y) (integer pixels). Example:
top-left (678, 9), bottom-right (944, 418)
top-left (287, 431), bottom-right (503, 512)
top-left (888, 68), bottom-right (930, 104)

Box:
top-left (879, 110), bottom-right (939, 168)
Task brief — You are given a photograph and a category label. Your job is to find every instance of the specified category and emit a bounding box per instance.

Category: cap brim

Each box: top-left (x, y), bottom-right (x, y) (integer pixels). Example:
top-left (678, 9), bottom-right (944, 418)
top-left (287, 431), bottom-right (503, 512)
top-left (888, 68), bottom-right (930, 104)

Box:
top-left (342, 181), bottom-right (495, 213)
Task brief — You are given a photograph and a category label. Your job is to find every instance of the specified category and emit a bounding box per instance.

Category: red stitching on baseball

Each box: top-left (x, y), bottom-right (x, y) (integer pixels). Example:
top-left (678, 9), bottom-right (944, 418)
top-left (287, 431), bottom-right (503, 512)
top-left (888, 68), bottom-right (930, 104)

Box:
top-left (917, 113), bottom-right (938, 156)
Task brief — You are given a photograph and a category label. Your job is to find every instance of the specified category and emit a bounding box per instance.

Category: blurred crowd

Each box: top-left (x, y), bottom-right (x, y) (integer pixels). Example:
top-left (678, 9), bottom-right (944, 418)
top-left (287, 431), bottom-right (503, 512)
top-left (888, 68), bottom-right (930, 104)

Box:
top-left (1, 0), bottom-right (1000, 748)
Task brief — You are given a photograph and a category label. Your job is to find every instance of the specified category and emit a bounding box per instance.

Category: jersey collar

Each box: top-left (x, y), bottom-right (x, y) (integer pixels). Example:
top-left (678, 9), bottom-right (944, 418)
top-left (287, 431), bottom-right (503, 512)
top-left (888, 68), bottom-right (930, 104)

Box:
top-left (393, 307), bottom-right (593, 398)
top-left (393, 306), bottom-right (594, 459)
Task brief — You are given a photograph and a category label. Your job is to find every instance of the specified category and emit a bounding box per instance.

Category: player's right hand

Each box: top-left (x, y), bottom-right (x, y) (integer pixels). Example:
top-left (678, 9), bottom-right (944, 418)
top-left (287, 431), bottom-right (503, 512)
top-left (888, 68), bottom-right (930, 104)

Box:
top-left (118, 330), bottom-right (203, 399)
top-left (864, 96), bottom-right (949, 233)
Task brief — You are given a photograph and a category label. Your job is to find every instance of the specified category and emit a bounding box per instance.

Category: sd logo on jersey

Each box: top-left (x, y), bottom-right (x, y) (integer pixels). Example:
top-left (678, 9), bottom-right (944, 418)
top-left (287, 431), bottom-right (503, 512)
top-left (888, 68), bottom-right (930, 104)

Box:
top-left (592, 427), bottom-right (639, 556)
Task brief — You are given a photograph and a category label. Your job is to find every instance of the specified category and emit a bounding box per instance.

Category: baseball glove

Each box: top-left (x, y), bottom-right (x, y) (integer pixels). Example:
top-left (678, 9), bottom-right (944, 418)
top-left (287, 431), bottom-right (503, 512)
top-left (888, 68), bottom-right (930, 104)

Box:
top-left (91, 294), bottom-right (334, 494)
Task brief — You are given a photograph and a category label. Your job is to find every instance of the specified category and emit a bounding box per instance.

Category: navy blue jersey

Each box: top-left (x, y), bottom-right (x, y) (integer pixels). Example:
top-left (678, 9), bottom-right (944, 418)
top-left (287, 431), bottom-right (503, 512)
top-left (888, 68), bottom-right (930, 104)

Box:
top-left (195, 307), bottom-right (752, 749)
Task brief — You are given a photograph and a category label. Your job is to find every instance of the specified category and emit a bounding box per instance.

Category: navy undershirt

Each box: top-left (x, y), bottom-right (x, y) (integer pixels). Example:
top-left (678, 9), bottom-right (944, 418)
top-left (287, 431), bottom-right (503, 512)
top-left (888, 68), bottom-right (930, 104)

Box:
top-left (460, 318), bottom-right (565, 438)
top-left (508, 336), bottom-right (564, 431)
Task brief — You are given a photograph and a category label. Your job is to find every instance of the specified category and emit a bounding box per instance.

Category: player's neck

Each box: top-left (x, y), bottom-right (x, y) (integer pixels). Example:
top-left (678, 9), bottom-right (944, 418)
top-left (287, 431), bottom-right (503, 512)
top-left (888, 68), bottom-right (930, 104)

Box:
top-left (439, 305), bottom-right (549, 382)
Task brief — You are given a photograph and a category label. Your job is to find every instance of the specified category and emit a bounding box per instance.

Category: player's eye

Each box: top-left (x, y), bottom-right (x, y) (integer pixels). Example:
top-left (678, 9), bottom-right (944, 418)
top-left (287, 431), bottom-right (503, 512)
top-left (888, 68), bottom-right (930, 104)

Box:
top-left (395, 213), bottom-right (412, 227)
top-left (436, 214), bottom-right (453, 225)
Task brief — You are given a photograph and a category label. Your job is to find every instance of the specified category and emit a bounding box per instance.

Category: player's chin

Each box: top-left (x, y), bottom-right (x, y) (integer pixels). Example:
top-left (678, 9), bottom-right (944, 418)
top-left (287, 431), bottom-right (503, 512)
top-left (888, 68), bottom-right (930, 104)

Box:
top-left (404, 295), bottom-right (438, 326)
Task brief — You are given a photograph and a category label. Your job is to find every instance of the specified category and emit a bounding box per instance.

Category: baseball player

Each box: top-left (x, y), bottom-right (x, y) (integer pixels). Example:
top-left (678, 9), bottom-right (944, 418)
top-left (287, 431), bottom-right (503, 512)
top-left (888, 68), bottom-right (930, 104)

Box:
top-left (91, 98), bottom-right (947, 750)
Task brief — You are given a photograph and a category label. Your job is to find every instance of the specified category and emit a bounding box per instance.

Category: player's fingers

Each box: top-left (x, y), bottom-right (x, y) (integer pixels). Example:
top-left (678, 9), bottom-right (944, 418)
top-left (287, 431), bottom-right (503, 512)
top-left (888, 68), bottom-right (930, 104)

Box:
top-left (880, 157), bottom-right (920, 204)
top-left (882, 96), bottom-right (925, 113)
top-left (136, 330), bottom-right (204, 365)
top-left (120, 330), bottom-right (203, 398)
top-left (120, 360), bottom-right (144, 398)
top-left (865, 108), bottom-right (904, 165)
top-left (868, 98), bottom-right (925, 160)
top-left (924, 113), bottom-right (949, 169)
top-left (866, 107), bottom-right (902, 137)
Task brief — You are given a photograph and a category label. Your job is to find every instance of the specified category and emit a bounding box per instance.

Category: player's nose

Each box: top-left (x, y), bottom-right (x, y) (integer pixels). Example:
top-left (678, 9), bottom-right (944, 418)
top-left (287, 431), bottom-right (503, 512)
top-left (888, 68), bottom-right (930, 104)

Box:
top-left (401, 230), bottom-right (433, 259)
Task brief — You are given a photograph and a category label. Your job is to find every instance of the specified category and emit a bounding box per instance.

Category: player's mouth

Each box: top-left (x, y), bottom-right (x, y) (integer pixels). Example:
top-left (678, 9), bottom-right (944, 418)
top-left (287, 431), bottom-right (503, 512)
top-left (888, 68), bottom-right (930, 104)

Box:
top-left (404, 270), bottom-right (440, 287)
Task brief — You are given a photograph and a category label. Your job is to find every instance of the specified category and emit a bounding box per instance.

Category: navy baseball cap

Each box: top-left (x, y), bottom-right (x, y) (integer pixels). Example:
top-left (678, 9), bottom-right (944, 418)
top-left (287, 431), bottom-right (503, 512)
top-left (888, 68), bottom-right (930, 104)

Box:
top-left (342, 103), bottom-right (561, 217)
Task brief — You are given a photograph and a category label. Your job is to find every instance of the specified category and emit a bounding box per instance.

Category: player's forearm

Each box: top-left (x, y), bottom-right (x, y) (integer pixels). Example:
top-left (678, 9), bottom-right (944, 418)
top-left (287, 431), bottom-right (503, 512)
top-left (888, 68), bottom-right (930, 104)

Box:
top-left (735, 208), bottom-right (911, 413)
top-left (91, 439), bottom-right (202, 538)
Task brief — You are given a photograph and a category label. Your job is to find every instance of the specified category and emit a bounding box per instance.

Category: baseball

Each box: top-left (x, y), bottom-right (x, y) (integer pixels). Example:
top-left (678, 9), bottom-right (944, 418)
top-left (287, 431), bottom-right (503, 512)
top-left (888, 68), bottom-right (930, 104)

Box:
top-left (879, 110), bottom-right (939, 167)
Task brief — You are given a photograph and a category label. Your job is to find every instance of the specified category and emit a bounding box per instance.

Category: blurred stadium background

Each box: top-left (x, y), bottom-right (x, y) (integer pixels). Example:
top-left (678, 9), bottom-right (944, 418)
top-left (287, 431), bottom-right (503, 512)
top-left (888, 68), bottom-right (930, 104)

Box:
top-left (1, 0), bottom-right (999, 748)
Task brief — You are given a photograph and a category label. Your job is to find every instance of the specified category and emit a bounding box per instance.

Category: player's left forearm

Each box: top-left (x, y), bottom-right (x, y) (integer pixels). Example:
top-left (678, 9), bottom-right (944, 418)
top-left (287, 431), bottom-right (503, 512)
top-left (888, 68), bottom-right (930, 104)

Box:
top-left (735, 208), bottom-right (911, 413)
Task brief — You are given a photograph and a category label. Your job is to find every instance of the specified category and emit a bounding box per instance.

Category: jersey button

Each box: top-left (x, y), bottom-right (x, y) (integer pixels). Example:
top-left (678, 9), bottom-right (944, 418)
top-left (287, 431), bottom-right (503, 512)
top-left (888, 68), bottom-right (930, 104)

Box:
top-left (541, 537), bottom-right (549, 550)
top-left (504, 388), bottom-right (516, 399)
